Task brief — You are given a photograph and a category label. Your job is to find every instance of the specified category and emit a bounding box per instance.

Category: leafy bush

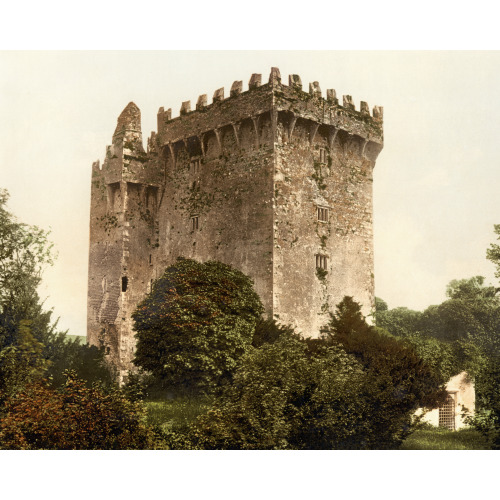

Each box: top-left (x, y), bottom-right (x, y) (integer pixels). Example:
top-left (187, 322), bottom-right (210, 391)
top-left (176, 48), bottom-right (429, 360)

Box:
top-left (132, 258), bottom-right (264, 394)
top-left (0, 371), bottom-right (159, 450)
top-left (188, 299), bottom-right (447, 450)
top-left (190, 334), bottom-right (371, 449)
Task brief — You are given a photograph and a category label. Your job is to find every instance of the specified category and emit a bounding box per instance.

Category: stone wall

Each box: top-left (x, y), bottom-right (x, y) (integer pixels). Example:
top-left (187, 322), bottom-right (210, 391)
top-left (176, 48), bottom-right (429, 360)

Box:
top-left (87, 68), bottom-right (384, 380)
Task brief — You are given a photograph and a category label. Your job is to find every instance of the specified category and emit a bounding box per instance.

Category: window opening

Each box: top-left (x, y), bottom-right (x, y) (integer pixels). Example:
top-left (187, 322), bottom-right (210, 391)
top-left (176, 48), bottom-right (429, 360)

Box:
top-left (121, 276), bottom-right (128, 292)
top-left (149, 254), bottom-right (152, 265)
top-left (317, 206), bottom-right (329, 222)
top-left (191, 159), bottom-right (200, 174)
top-left (319, 148), bottom-right (327, 164)
top-left (316, 254), bottom-right (328, 270)
top-left (191, 216), bottom-right (199, 231)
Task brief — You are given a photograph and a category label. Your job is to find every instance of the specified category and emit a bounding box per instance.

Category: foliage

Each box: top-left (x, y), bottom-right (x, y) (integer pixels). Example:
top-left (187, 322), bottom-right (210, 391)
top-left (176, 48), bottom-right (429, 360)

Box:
top-left (487, 224), bottom-right (500, 281)
top-left (0, 189), bottom-right (54, 317)
top-left (376, 306), bottom-right (423, 338)
top-left (44, 334), bottom-right (115, 389)
top-left (0, 189), bottom-right (56, 402)
top-left (132, 258), bottom-right (264, 394)
top-left (446, 276), bottom-right (497, 300)
top-left (377, 271), bottom-right (500, 449)
top-left (252, 317), bottom-right (295, 348)
top-left (0, 189), bottom-right (114, 404)
top-left (190, 334), bottom-right (373, 449)
top-left (374, 296), bottom-right (388, 312)
top-left (0, 320), bottom-right (48, 405)
top-left (188, 298), bottom-right (447, 450)
top-left (322, 297), bottom-right (448, 442)
top-left (0, 371), bottom-right (159, 450)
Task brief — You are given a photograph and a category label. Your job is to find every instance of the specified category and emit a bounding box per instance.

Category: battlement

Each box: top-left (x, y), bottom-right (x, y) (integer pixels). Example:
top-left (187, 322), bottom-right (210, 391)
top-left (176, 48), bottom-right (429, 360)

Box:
top-left (155, 67), bottom-right (383, 148)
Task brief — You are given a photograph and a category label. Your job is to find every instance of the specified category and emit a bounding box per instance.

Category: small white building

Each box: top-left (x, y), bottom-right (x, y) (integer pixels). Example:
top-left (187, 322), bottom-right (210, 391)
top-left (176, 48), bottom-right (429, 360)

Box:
top-left (418, 371), bottom-right (475, 430)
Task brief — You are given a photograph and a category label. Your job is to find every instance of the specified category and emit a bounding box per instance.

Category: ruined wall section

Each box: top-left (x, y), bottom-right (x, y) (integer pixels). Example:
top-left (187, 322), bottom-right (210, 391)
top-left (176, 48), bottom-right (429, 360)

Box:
top-left (272, 79), bottom-right (383, 335)
top-left (88, 103), bottom-right (163, 379)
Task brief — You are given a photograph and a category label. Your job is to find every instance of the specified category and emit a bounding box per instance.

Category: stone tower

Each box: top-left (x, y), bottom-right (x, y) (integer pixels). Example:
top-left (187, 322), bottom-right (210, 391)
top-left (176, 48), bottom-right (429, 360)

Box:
top-left (87, 68), bottom-right (384, 381)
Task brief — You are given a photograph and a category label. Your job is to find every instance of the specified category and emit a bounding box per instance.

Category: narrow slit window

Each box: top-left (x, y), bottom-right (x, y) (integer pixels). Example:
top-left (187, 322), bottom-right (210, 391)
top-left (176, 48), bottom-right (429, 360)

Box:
top-left (191, 159), bottom-right (200, 174)
top-left (315, 254), bottom-right (328, 270)
top-left (149, 254), bottom-right (152, 265)
top-left (191, 216), bottom-right (199, 231)
top-left (317, 206), bottom-right (329, 222)
top-left (121, 276), bottom-right (128, 292)
top-left (319, 148), bottom-right (327, 164)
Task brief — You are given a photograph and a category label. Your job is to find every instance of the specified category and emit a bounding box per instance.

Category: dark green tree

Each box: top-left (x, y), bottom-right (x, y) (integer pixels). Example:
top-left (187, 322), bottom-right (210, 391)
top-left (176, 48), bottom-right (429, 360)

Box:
top-left (322, 297), bottom-right (447, 442)
top-left (132, 258), bottom-right (264, 394)
top-left (0, 189), bottom-right (113, 404)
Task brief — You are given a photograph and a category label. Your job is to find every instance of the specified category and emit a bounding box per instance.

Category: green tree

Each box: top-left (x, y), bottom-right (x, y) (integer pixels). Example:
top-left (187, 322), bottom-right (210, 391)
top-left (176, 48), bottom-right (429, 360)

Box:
top-left (0, 189), bottom-right (55, 402)
top-left (132, 258), bottom-right (264, 394)
top-left (322, 297), bottom-right (447, 442)
top-left (374, 296), bottom-right (388, 312)
top-left (0, 189), bottom-right (113, 403)
top-left (376, 305), bottom-right (423, 338)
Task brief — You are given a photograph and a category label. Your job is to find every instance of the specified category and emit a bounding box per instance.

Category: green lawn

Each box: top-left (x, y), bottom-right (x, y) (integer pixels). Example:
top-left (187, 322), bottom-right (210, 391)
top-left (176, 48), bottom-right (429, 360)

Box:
top-left (400, 427), bottom-right (489, 450)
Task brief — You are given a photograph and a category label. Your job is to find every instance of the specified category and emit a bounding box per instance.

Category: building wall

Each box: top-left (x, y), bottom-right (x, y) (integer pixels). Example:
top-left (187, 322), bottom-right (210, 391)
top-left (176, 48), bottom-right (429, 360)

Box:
top-left (87, 69), bottom-right (384, 380)
top-left (418, 371), bottom-right (475, 430)
top-left (273, 113), bottom-right (376, 336)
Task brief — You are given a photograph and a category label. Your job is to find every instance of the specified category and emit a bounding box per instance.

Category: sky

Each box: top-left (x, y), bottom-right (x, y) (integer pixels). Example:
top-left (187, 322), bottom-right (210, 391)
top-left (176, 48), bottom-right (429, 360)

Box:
top-left (2, 50), bottom-right (500, 336)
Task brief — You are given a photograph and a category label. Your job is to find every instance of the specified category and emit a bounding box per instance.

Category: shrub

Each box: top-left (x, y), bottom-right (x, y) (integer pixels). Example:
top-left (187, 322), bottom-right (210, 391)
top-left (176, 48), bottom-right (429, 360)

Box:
top-left (0, 371), bottom-right (159, 450)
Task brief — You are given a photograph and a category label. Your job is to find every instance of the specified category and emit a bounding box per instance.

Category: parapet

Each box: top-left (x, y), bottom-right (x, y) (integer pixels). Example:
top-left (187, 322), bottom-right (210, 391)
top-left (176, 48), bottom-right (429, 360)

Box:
top-left (155, 67), bottom-right (383, 147)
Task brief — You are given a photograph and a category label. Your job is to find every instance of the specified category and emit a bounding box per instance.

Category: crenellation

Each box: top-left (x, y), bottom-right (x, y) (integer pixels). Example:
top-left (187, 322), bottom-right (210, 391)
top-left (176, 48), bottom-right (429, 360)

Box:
top-left (180, 101), bottom-right (191, 115)
top-left (373, 105), bottom-right (383, 120)
top-left (269, 67), bottom-right (281, 86)
top-left (87, 67), bottom-right (384, 382)
top-left (196, 94), bottom-right (207, 110)
top-left (213, 87), bottom-right (224, 103)
top-left (289, 74), bottom-right (302, 89)
top-left (343, 95), bottom-right (355, 110)
top-left (309, 81), bottom-right (322, 97)
top-left (230, 81), bottom-right (243, 97)
top-left (249, 73), bottom-right (262, 89)
top-left (327, 89), bottom-right (338, 104)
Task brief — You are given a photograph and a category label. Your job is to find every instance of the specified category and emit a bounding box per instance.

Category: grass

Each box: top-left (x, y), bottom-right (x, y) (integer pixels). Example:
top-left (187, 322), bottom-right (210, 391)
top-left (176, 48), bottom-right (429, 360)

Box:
top-left (401, 427), bottom-right (490, 450)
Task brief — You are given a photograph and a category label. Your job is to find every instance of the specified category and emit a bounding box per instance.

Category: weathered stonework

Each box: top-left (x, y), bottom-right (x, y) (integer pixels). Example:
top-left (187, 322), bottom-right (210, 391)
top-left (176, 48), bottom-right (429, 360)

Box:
top-left (87, 68), bottom-right (384, 381)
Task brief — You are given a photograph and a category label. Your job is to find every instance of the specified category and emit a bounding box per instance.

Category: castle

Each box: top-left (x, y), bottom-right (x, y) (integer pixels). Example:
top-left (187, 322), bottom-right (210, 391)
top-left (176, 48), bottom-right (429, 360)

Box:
top-left (87, 67), bottom-right (384, 381)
